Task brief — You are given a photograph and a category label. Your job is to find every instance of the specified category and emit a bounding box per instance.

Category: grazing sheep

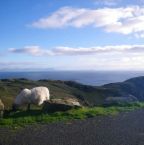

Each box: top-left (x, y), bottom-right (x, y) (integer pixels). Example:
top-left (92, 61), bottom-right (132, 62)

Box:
top-left (0, 99), bottom-right (4, 118)
top-left (13, 87), bottom-right (50, 111)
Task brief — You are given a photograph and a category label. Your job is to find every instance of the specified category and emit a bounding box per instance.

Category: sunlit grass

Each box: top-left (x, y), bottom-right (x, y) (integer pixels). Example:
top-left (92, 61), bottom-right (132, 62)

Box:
top-left (1, 102), bottom-right (144, 128)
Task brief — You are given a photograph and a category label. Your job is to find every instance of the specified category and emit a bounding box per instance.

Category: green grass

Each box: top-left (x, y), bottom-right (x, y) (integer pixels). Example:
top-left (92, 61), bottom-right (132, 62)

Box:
top-left (1, 102), bottom-right (144, 128)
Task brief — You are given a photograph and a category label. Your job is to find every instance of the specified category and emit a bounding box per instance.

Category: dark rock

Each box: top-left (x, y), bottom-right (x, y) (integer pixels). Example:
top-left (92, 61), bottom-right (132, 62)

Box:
top-left (42, 98), bottom-right (81, 113)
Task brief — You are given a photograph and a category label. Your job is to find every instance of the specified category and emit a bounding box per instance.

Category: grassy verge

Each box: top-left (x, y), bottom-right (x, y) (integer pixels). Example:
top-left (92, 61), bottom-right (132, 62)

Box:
top-left (1, 102), bottom-right (144, 128)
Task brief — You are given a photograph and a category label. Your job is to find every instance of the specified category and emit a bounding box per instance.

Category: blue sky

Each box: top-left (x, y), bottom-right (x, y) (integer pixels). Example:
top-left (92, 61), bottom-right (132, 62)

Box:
top-left (1, 0), bottom-right (144, 71)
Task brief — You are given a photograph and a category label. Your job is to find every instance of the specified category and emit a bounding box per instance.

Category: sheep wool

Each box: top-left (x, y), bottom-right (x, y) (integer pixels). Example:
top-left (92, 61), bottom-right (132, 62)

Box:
top-left (0, 99), bottom-right (4, 118)
top-left (14, 87), bottom-right (50, 106)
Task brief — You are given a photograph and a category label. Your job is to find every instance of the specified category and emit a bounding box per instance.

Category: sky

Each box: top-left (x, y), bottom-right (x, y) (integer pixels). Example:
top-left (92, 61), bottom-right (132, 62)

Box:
top-left (1, 0), bottom-right (144, 71)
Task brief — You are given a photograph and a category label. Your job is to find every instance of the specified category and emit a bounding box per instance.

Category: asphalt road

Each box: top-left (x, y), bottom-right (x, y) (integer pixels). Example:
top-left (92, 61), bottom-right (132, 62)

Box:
top-left (1, 109), bottom-right (144, 145)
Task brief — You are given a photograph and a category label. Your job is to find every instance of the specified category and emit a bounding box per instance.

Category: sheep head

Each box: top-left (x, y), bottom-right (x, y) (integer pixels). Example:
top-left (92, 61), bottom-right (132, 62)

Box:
top-left (12, 88), bottom-right (31, 111)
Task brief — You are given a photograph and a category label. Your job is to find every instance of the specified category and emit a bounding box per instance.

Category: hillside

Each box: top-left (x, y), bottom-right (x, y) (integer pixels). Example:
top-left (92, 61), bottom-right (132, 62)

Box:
top-left (0, 76), bottom-right (144, 109)
top-left (102, 76), bottom-right (144, 100)
top-left (0, 79), bottom-right (98, 109)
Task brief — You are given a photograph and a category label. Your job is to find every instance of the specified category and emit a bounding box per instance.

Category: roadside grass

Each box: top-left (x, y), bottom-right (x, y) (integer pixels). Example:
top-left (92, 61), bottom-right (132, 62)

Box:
top-left (1, 102), bottom-right (144, 128)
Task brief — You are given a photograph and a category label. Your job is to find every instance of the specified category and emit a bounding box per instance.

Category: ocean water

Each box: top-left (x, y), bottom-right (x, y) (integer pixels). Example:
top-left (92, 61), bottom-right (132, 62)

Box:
top-left (0, 71), bottom-right (144, 86)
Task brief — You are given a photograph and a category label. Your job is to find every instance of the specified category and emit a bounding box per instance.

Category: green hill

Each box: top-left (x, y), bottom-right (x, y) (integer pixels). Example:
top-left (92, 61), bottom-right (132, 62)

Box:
top-left (0, 78), bottom-right (107, 109)
top-left (1, 76), bottom-right (144, 109)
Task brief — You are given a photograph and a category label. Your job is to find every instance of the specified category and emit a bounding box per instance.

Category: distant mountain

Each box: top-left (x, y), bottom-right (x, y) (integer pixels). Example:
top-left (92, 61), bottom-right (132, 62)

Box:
top-left (0, 76), bottom-right (144, 109)
top-left (102, 76), bottom-right (144, 101)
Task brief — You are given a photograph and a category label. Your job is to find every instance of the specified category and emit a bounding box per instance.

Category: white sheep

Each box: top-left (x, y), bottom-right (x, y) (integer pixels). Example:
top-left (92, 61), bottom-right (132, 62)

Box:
top-left (13, 87), bottom-right (50, 111)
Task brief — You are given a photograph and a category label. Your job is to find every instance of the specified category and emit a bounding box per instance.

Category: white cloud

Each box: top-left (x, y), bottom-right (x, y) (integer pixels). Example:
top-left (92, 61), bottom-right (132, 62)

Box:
top-left (9, 44), bottom-right (144, 56)
top-left (9, 46), bottom-right (54, 56)
top-left (59, 52), bottom-right (144, 70)
top-left (5, 44), bottom-right (144, 70)
top-left (31, 6), bottom-right (144, 37)
top-left (52, 54), bottom-right (144, 70)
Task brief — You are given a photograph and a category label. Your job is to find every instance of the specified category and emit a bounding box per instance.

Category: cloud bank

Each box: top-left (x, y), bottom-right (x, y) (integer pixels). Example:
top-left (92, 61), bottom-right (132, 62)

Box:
top-left (31, 6), bottom-right (144, 37)
top-left (9, 45), bottom-right (144, 56)
top-left (6, 44), bottom-right (144, 70)
top-left (9, 46), bottom-right (53, 56)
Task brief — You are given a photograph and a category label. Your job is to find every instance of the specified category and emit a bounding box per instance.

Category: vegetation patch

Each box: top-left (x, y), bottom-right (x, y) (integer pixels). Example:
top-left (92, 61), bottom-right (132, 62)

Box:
top-left (1, 102), bottom-right (144, 128)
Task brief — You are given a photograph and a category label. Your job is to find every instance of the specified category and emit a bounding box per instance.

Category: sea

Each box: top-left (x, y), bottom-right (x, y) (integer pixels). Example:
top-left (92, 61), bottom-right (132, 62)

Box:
top-left (0, 71), bottom-right (144, 86)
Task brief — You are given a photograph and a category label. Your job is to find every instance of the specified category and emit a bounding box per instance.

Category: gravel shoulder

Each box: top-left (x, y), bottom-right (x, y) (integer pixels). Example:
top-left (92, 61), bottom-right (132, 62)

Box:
top-left (1, 109), bottom-right (144, 145)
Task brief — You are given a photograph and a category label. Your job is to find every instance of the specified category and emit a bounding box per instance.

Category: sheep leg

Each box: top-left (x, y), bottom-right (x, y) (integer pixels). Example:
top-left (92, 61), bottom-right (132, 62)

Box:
top-left (0, 111), bottom-right (3, 118)
top-left (27, 104), bottom-right (31, 111)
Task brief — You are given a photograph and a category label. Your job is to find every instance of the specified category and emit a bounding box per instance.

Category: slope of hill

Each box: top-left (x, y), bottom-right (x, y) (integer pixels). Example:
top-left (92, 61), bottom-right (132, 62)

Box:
top-left (0, 78), bottom-right (106, 108)
top-left (0, 76), bottom-right (144, 109)
top-left (102, 76), bottom-right (144, 100)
